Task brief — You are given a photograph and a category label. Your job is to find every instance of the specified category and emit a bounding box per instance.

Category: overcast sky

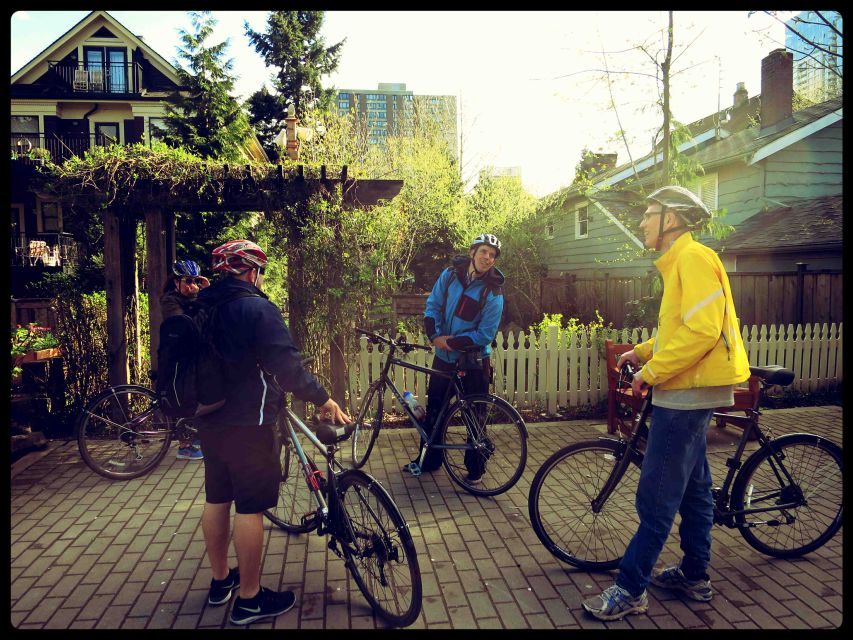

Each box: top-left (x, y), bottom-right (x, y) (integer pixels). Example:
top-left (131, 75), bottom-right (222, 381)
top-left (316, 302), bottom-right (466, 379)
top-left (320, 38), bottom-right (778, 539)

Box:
top-left (11, 10), bottom-right (790, 196)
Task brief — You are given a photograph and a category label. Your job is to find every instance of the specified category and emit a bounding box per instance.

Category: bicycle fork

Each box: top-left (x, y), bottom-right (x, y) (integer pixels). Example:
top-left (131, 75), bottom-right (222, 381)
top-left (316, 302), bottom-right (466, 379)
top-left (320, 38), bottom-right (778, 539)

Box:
top-left (590, 440), bottom-right (637, 513)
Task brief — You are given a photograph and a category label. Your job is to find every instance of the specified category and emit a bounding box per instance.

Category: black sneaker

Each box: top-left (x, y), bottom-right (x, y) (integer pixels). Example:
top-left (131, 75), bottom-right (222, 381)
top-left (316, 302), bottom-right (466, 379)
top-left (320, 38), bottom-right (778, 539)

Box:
top-left (208, 567), bottom-right (240, 606)
top-left (230, 586), bottom-right (296, 625)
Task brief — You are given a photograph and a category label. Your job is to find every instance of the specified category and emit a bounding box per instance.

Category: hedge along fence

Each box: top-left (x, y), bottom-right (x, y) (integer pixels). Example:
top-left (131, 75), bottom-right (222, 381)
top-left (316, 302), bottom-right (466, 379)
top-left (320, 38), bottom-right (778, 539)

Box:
top-left (348, 322), bottom-right (843, 415)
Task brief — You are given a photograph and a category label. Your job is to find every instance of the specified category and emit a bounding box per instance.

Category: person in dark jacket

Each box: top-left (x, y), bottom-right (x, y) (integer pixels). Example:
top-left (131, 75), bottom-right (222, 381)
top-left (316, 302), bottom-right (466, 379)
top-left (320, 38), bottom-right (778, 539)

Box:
top-left (408, 233), bottom-right (505, 482)
top-left (160, 259), bottom-right (210, 460)
top-left (195, 239), bottom-right (349, 626)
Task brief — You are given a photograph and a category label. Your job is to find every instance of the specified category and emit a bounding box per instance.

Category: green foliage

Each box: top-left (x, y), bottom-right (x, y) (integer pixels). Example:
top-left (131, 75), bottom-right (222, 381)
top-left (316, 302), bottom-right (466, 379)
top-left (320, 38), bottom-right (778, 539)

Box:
top-left (530, 310), bottom-right (621, 358)
top-left (162, 11), bottom-right (250, 161)
top-left (245, 10), bottom-right (344, 152)
top-left (11, 323), bottom-right (59, 377)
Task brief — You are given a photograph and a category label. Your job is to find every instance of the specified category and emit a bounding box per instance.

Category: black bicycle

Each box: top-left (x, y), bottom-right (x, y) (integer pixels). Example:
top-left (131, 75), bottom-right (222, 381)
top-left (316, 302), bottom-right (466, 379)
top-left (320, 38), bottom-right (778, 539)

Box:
top-left (350, 328), bottom-right (528, 497)
top-left (263, 407), bottom-right (422, 627)
top-left (528, 362), bottom-right (843, 570)
top-left (75, 383), bottom-right (192, 480)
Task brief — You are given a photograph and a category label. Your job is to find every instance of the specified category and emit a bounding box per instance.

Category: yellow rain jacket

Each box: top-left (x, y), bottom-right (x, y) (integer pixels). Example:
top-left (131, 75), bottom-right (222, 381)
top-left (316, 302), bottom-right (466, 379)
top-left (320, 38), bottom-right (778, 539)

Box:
top-left (634, 232), bottom-right (750, 390)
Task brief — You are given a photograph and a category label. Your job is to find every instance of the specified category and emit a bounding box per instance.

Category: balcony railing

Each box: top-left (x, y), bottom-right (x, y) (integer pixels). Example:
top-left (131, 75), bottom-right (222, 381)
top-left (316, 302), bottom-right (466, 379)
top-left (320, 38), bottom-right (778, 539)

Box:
top-left (46, 61), bottom-right (143, 95)
top-left (11, 133), bottom-right (117, 163)
top-left (11, 232), bottom-right (80, 269)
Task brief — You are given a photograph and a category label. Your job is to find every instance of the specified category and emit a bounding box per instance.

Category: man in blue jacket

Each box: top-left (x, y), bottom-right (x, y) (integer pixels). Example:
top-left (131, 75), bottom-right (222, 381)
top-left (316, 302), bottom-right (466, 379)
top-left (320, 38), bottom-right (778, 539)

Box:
top-left (195, 239), bottom-right (349, 625)
top-left (409, 233), bottom-right (505, 482)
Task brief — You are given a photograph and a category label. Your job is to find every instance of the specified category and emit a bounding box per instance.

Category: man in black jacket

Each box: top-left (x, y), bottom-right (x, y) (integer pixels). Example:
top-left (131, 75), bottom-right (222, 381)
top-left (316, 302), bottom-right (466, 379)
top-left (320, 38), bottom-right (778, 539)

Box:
top-left (196, 239), bottom-right (349, 625)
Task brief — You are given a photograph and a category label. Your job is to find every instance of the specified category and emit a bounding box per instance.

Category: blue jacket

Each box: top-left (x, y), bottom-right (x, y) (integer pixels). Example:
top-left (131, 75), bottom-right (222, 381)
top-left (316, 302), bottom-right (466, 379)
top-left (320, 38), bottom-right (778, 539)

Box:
top-left (423, 255), bottom-right (505, 364)
top-left (194, 277), bottom-right (329, 429)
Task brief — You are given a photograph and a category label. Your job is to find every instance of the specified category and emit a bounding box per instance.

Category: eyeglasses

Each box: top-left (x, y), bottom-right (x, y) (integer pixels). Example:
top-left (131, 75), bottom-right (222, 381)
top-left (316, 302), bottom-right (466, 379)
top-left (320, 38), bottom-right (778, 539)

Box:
top-left (180, 277), bottom-right (205, 285)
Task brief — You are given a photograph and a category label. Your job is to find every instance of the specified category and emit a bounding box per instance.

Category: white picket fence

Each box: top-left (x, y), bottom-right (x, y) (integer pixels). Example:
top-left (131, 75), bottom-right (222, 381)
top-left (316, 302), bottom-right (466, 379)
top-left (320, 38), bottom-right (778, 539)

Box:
top-left (348, 323), bottom-right (843, 415)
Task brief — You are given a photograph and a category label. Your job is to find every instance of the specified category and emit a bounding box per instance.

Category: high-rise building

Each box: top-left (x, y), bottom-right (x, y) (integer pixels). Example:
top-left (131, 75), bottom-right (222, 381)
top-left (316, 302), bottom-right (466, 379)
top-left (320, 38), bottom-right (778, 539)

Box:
top-left (336, 83), bottom-right (458, 159)
top-left (785, 11), bottom-right (843, 103)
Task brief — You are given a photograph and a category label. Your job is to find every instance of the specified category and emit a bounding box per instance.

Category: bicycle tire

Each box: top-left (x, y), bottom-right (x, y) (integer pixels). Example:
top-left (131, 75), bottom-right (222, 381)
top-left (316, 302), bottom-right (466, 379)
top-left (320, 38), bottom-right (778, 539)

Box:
top-left (76, 384), bottom-right (173, 480)
top-left (337, 469), bottom-right (422, 627)
top-left (528, 439), bottom-right (641, 570)
top-left (351, 381), bottom-right (383, 469)
top-left (263, 424), bottom-right (321, 534)
top-left (439, 394), bottom-right (527, 496)
top-left (731, 433), bottom-right (843, 558)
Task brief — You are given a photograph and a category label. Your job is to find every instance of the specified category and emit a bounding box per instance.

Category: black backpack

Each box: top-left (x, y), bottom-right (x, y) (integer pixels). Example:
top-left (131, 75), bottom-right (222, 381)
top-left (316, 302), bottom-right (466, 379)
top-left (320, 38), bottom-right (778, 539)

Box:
top-left (155, 289), bottom-right (260, 419)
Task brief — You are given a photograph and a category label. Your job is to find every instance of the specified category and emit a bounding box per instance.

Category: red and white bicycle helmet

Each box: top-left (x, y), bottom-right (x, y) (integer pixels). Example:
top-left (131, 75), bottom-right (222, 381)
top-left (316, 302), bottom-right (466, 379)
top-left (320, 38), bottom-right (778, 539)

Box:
top-left (211, 239), bottom-right (268, 274)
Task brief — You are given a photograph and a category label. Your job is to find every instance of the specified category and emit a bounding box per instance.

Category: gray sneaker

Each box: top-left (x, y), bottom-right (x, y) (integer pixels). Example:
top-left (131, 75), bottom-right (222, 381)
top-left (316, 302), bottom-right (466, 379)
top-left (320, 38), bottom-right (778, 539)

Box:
top-left (582, 584), bottom-right (649, 621)
top-left (651, 566), bottom-right (713, 602)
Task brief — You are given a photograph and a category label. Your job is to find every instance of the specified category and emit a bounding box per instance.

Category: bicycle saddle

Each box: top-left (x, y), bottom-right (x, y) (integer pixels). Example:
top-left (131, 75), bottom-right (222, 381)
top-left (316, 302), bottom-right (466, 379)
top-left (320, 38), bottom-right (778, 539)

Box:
top-left (309, 415), bottom-right (356, 445)
top-left (748, 365), bottom-right (795, 386)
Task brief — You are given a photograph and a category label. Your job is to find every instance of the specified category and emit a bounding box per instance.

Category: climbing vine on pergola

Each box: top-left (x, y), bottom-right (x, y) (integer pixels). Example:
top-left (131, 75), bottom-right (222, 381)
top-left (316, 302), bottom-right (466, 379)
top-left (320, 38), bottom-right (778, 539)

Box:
top-left (34, 143), bottom-right (402, 400)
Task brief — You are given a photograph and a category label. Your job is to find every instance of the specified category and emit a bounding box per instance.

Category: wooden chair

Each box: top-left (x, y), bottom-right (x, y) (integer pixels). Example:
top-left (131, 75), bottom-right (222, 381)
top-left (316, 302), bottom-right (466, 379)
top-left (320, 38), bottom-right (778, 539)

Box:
top-left (89, 67), bottom-right (104, 92)
top-left (605, 339), bottom-right (645, 436)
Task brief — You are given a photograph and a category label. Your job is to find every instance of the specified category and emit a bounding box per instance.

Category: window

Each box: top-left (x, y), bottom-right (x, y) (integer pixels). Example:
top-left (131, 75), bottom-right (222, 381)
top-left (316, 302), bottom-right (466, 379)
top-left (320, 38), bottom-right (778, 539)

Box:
top-left (11, 115), bottom-right (39, 151)
top-left (149, 117), bottom-right (167, 142)
top-left (545, 223), bottom-right (554, 240)
top-left (690, 173), bottom-right (718, 212)
top-left (39, 201), bottom-right (61, 233)
top-left (95, 122), bottom-right (120, 146)
top-left (575, 206), bottom-right (589, 239)
top-left (339, 92), bottom-right (349, 99)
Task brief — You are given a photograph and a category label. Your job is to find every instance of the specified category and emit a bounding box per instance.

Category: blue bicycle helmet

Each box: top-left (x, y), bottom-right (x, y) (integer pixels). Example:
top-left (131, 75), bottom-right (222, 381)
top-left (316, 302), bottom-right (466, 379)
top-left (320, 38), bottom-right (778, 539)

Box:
top-left (172, 260), bottom-right (201, 277)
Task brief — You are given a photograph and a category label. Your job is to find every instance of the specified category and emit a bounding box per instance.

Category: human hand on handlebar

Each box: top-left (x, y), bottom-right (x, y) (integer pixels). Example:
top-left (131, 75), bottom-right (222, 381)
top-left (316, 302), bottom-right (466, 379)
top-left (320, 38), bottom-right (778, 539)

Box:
top-left (616, 349), bottom-right (640, 370)
top-left (431, 335), bottom-right (454, 351)
top-left (317, 398), bottom-right (351, 424)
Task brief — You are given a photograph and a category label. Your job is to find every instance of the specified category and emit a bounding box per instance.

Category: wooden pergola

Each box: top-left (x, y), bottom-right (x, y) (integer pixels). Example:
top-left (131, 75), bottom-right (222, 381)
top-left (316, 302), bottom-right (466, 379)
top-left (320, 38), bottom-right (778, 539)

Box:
top-left (54, 165), bottom-right (402, 404)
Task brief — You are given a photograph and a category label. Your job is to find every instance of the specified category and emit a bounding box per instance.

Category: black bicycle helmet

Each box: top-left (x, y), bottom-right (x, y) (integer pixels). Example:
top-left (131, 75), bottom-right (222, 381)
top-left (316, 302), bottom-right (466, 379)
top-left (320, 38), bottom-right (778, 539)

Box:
top-left (172, 260), bottom-right (201, 278)
top-left (470, 233), bottom-right (501, 257)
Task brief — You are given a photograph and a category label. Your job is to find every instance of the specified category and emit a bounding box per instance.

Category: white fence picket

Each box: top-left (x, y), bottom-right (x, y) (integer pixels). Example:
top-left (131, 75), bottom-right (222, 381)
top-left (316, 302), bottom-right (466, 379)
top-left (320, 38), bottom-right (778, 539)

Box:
top-left (348, 323), bottom-right (841, 410)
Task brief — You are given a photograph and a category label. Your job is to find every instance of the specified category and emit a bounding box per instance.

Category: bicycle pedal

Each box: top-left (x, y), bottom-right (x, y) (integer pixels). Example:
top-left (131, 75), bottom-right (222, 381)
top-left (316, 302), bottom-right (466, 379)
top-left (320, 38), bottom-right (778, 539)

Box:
top-left (301, 512), bottom-right (318, 528)
top-left (402, 462), bottom-right (422, 477)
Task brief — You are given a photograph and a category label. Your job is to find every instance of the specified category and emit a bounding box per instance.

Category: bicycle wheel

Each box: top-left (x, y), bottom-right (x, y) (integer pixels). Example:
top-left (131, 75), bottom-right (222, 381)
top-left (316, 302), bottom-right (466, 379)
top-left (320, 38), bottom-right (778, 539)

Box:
top-left (76, 385), bottom-right (173, 480)
top-left (732, 433), bottom-right (843, 558)
top-left (439, 394), bottom-right (527, 496)
top-left (263, 424), bottom-right (320, 534)
top-left (351, 381), bottom-right (383, 468)
top-left (337, 469), bottom-right (422, 627)
top-left (528, 439), bottom-right (641, 570)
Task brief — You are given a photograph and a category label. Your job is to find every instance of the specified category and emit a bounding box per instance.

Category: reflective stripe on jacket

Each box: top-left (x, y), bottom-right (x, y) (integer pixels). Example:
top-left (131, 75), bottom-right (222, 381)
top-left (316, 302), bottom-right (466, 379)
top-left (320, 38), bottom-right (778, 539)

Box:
top-left (634, 232), bottom-right (750, 390)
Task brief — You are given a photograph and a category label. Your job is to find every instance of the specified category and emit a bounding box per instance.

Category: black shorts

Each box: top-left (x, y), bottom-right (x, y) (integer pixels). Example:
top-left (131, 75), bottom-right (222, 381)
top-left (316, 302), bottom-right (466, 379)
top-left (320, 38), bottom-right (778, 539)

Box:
top-left (198, 425), bottom-right (280, 514)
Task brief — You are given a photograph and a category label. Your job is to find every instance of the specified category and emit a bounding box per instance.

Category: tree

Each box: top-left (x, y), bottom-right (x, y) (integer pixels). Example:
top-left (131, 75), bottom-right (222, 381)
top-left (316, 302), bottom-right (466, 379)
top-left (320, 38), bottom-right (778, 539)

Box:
top-left (161, 11), bottom-right (250, 161)
top-left (245, 11), bottom-right (344, 155)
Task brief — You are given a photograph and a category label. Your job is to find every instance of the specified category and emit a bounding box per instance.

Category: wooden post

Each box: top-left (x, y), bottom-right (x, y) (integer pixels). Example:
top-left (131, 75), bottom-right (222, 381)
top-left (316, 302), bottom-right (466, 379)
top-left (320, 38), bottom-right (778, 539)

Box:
top-left (329, 166), bottom-right (347, 407)
top-left (145, 208), bottom-right (167, 371)
top-left (104, 209), bottom-right (129, 387)
top-left (119, 214), bottom-right (141, 381)
top-left (795, 262), bottom-right (807, 325)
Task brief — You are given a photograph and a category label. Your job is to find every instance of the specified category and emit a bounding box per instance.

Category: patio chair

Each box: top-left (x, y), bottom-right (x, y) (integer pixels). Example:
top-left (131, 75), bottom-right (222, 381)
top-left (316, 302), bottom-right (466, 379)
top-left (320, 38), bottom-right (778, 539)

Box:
top-left (73, 68), bottom-right (89, 91)
top-left (89, 67), bottom-right (104, 92)
top-left (605, 339), bottom-right (645, 436)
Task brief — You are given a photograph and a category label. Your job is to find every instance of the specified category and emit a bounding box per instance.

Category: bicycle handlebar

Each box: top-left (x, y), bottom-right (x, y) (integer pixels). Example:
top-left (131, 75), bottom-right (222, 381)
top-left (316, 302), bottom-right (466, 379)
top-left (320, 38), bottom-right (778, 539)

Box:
top-left (355, 327), bottom-right (432, 352)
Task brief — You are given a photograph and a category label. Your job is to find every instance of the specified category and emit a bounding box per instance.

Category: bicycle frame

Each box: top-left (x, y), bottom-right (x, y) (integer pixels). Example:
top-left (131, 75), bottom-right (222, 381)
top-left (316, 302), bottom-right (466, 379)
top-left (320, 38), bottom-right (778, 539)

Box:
top-left (600, 379), bottom-right (809, 528)
top-left (375, 349), bottom-right (476, 455)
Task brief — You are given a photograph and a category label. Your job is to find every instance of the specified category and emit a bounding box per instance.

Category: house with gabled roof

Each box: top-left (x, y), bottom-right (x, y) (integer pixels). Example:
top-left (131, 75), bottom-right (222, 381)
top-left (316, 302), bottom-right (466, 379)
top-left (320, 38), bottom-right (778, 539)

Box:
top-left (538, 48), bottom-right (843, 283)
top-left (10, 10), bottom-right (267, 297)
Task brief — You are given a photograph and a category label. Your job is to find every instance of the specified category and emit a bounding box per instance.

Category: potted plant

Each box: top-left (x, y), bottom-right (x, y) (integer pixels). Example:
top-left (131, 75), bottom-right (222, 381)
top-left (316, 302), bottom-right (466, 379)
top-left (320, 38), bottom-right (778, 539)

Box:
top-left (11, 323), bottom-right (60, 381)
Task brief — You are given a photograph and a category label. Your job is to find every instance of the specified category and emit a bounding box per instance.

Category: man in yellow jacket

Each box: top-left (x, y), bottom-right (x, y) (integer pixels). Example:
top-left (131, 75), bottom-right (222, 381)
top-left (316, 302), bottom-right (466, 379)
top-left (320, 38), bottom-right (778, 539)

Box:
top-left (583, 186), bottom-right (751, 621)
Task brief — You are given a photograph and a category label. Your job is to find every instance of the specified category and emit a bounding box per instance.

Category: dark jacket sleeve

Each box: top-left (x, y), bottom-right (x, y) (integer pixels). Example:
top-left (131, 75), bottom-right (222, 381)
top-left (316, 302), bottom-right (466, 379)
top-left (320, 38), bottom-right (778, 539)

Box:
top-left (252, 300), bottom-right (330, 406)
top-left (160, 290), bottom-right (188, 318)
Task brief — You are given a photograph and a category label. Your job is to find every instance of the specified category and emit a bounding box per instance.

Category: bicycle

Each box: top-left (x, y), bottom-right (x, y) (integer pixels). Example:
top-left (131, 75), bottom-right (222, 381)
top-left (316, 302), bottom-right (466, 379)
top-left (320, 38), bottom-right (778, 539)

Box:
top-left (262, 407), bottom-right (422, 628)
top-left (75, 382), bottom-right (193, 480)
top-left (75, 357), bottom-right (328, 481)
top-left (528, 362), bottom-right (843, 570)
top-left (350, 328), bottom-right (528, 497)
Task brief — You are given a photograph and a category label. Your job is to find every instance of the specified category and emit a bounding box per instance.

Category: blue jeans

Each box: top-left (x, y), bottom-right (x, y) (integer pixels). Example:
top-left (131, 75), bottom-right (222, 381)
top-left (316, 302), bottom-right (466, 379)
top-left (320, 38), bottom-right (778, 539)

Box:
top-left (616, 406), bottom-right (715, 597)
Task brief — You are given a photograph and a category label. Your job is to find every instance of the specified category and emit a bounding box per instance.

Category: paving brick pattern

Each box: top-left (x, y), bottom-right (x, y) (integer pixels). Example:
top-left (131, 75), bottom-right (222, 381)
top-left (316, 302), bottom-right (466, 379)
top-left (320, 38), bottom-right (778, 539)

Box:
top-left (10, 406), bottom-right (842, 629)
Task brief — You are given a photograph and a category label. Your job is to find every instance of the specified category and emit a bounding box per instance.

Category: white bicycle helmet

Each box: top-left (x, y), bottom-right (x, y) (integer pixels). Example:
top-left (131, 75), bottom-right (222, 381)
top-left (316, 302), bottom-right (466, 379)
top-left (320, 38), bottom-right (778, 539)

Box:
top-left (470, 233), bottom-right (501, 257)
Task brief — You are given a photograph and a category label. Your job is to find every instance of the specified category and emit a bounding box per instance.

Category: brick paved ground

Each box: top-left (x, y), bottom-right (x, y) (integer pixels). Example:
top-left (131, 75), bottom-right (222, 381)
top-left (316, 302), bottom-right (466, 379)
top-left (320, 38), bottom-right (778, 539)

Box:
top-left (10, 406), bottom-right (842, 629)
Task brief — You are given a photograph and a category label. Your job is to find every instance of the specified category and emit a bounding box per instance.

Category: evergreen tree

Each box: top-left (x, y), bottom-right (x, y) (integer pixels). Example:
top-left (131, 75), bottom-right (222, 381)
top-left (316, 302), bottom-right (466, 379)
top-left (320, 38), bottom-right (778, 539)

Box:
top-left (245, 11), bottom-right (344, 155)
top-left (162, 11), bottom-right (249, 161)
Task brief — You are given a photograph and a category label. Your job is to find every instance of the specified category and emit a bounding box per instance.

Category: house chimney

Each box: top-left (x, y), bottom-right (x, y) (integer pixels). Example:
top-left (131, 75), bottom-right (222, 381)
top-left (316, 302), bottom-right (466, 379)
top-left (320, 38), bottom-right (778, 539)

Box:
top-left (733, 82), bottom-right (748, 108)
top-left (760, 48), bottom-right (793, 131)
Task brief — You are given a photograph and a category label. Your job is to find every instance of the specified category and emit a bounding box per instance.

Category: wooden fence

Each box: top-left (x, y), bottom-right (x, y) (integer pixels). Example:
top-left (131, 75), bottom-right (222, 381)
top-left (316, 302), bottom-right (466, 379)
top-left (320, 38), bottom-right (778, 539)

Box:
top-left (349, 322), bottom-right (842, 415)
top-left (541, 270), bottom-right (842, 328)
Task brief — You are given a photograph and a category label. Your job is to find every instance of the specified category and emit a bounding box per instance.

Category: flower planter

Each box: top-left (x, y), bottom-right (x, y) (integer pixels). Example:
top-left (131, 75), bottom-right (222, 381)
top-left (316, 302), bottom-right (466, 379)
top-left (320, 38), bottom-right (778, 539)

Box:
top-left (14, 347), bottom-right (62, 366)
